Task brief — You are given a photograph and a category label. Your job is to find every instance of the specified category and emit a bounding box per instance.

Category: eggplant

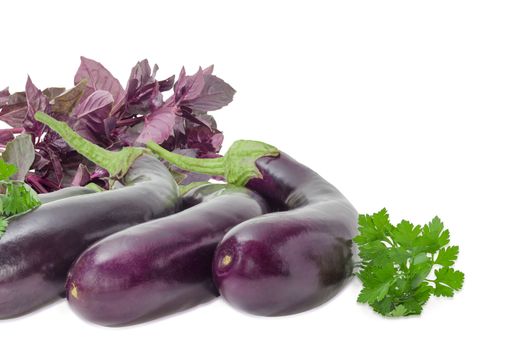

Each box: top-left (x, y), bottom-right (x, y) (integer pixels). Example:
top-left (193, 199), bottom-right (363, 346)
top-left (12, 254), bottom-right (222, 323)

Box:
top-left (38, 186), bottom-right (96, 204)
top-left (148, 140), bottom-right (358, 316)
top-left (0, 113), bottom-right (179, 318)
top-left (65, 183), bottom-right (268, 326)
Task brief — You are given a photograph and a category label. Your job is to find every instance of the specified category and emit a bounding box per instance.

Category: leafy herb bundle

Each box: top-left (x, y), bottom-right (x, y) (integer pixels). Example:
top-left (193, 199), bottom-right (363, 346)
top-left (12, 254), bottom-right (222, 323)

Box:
top-left (355, 209), bottom-right (464, 316)
top-left (0, 57), bottom-right (235, 192)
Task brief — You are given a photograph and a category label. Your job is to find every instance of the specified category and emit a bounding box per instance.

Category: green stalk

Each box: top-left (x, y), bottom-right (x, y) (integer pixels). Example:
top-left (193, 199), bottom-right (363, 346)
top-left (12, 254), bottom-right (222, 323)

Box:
top-left (147, 140), bottom-right (280, 186)
top-left (35, 112), bottom-right (146, 178)
top-left (147, 142), bottom-right (225, 176)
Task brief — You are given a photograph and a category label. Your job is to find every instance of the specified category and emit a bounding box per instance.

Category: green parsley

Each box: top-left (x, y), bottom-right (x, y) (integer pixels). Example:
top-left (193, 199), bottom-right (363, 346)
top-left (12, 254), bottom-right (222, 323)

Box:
top-left (0, 159), bottom-right (41, 237)
top-left (354, 208), bottom-right (464, 317)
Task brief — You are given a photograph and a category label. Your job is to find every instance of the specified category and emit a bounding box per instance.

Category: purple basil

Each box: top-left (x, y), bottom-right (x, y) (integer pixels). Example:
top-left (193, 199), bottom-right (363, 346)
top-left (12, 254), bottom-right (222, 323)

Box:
top-left (0, 57), bottom-right (235, 193)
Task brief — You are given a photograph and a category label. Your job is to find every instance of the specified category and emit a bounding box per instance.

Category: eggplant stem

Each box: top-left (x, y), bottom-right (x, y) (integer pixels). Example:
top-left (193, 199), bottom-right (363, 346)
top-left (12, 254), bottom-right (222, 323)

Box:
top-left (35, 112), bottom-right (146, 178)
top-left (147, 140), bottom-right (280, 186)
top-left (146, 142), bottom-right (225, 176)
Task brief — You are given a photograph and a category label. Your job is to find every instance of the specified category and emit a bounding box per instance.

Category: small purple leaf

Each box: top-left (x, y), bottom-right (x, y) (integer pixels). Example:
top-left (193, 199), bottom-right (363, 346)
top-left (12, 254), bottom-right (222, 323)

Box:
top-left (75, 57), bottom-right (125, 103)
top-left (0, 102), bottom-right (27, 128)
top-left (51, 80), bottom-right (87, 115)
top-left (171, 65), bottom-right (235, 111)
top-left (42, 87), bottom-right (66, 100)
top-left (0, 87), bottom-right (9, 105)
top-left (186, 125), bottom-right (224, 154)
top-left (74, 90), bottom-right (114, 121)
top-left (0, 129), bottom-right (15, 145)
top-left (24, 76), bottom-right (49, 135)
top-left (71, 163), bottom-right (91, 186)
top-left (158, 75), bottom-right (175, 92)
top-left (135, 107), bottom-right (176, 145)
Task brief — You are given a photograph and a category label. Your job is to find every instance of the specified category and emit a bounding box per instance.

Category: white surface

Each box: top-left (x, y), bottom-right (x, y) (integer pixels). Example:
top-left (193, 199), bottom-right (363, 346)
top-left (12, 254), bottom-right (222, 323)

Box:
top-left (1, 1), bottom-right (523, 348)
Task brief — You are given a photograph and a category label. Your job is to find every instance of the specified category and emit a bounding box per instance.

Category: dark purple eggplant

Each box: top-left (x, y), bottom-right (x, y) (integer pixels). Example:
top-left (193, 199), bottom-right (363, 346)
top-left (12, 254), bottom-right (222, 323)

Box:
top-left (65, 183), bottom-right (268, 326)
top-left (148, 140), bottom-right (358, 316)
top-left (0, 113), bottom-right (179, 318)
top-left (38, 186), bottom-right (96, 204)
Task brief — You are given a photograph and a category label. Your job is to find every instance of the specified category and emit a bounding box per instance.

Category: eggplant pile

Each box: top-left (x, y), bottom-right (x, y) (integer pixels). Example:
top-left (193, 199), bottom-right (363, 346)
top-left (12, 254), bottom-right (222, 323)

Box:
top-left (0, 112), bottom-right (358, 325)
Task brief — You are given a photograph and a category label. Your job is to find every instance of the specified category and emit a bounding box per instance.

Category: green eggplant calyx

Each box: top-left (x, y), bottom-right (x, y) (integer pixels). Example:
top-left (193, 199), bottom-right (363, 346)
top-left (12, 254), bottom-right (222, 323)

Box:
top-left (223, 140), bottom-right (280, 186)
top-left (147, 140), bottom-right (280, 186)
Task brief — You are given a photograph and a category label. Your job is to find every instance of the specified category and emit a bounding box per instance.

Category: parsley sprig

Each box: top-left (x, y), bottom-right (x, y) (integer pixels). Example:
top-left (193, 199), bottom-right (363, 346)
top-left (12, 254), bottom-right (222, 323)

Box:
top-left (0, 159), bottom-right (41, 237)
top-left (354, 209), bottom-right (464, 317)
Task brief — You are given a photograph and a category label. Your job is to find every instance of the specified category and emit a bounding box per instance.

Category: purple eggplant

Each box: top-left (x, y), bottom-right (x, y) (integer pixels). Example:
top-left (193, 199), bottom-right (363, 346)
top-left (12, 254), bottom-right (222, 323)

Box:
top-left (0, 113), bottom-right (179, 318)
top-left (38, 186), bottom-right (96, 204)
top-left (65, 183), bottom-right (268, 326)
top-left (148, 140), bottom-right (358, 316)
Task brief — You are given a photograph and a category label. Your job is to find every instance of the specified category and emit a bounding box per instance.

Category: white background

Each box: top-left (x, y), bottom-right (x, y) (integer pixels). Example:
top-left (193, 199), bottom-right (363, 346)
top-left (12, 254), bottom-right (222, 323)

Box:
top-left (1, 1), bottom-right (523, 348)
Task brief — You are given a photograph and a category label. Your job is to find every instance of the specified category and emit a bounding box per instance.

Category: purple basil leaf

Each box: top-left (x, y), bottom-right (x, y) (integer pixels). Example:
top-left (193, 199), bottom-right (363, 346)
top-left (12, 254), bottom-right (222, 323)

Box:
top-left (171, 66), bottom-right (206, 104)
top-left (36, 144), bottom-right (64, 186)
top-left (42, 87), bottom-right (66, 100)
top-left (24, 76), bottom-right (49, 135)
top-left (0, 129), bottom-right (15, 145)
top-left (129, 59), bottom-right (154, 87)
top-left (158, 75), bottom-right (175, 92)
top-left (186, 125), bottom-right (224, 154)
top-left (48, 149), bottom-right (64, 185)
top-left (2, 134), bottom-right (35, 180)
top-left (32, 151), bottom-right (51, 172)
top-left (126, 81), bottom-right (163, 115)
top-left (103, 116), bottom-right (118, 145)
top-left (115, 60), bottom-right (168, 116)
top-left (85, 166), bottom-right (109, 189)
top-left (8, 92), bottom-right (27, 105)
top-left (185, 66), bottom-right (236, 112)
top-left (75, 57), bottom-right (124, 103)
top-left (71, 163), bottom-right (91, 186)
top-left (0, 87), bottom-right (9, 105)
top-left (26, 174), bottom-right (52, 193)
top-left (176, 105), bottom-right (208, 129)
top-left (117, 121), bottom-right (144, 146)
top-left (170, 65), bottom-right (235, 111)
top-left (70, 90), bottom-right (114, 147)
top-left (60, 153), bottom-right (91, 187)
top-left (0, 102), bottom-right (27, 128)
top-left (50, 80), bottom-right (87, 115)
top-left (74, 90), bottom-right (114, 121)
top-left (134, 107), bottom-right (177, 145)
top-left (91, 166), bottom-right (108, 179)
top-left (90, 166), bottom-right (108, 181)
top-left (173, 114), bottom-right (185, 134)
top-left (0, 91), bottom-right (27, 128)
top-left (195, 113), bottom-right (218, 129)
top-left (43, 130), bottom-right (72, 154)
top-left (72, 119), bottom-right (106, 146)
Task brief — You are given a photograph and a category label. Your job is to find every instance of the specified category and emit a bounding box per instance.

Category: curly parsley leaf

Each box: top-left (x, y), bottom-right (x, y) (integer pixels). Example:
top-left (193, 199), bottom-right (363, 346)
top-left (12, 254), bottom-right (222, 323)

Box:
top-left (435, 246), bottom-right (459, 267)
top-left (355, 209), bottom-right (464, 317)
top-left (434, 267), bottom-right (465, 297)
top-left (0, 161), bottom-right (42, 237)
top-left (1, 182), bottom-right (41, 216)
top-left (0, 159), bottom-right (17, 181)
top-left (0, 218), bottom-right (7, 233)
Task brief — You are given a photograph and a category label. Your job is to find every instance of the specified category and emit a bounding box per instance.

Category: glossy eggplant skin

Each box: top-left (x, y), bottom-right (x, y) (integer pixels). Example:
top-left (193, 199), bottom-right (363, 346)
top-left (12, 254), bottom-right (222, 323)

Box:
top-left (0, 155), bottom-right (179, 319)
top-left (213, 153), bottom-right (358, 316)
top-left (38, 186), bottom-right (96, 204)
top-left (65, 184), bottom-right (268, 326)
